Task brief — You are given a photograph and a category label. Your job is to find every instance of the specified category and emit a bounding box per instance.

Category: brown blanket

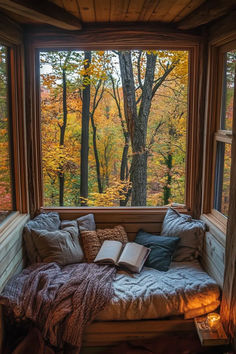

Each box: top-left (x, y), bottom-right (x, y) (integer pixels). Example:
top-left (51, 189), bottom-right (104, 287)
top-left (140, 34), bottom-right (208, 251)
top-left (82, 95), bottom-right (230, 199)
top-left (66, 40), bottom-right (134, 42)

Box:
top-left (0, 262), bottom-right (116, 351)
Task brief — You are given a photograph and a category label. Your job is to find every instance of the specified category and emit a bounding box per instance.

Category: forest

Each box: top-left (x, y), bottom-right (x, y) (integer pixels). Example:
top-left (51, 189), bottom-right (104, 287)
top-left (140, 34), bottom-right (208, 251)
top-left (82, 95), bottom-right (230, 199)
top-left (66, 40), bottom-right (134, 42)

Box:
top-left (40, 49), bottom-right (188, 207)
top-left (0, 47), bottom-right (234, 212)
top-left (0, 45), bottom-right (13, 222)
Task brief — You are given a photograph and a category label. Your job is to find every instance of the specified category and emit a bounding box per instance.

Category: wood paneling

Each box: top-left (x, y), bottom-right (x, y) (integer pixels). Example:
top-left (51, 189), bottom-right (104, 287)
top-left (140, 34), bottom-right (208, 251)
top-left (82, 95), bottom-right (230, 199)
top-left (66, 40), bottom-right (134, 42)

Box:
top-left (0, 214), bottom-right (29, 353)
top-left (221, 46), bottom-right (236, 349)
top-left (177, 0), bottom-right (236, 30)
top-left (77, 0), bottom-right (95, 23)
top-left (173, 0), bottom-right (205, 23)
top-left (42, 207), bottom-right (170, 240)
top-left (47, 0), bottom-right (206, 26)
top-left (25, 24), bottom-right (201, 50)
top-left (83, 319), bottom-right (195, 346)
top-left (200, 215), bottom-right (225, 288)
top-left (0, 214), bottom-right (29, 292)
top-left (0, 11), bottom-right (22, 45)
top-left (190, 37), bottom-right (208, 218)
top-left (0, 0), bottom-right (82, 30)
top-left (200, 231), bottom-right (225, 288)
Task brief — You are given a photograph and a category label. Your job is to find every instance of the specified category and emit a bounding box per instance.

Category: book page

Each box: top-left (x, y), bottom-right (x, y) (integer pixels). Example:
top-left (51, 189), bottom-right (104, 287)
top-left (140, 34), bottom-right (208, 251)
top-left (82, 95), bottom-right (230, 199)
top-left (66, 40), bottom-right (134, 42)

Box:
top-left (94, 240), bottom-right (123, 264)
top-left (119, 242), bottom-right (147, 266)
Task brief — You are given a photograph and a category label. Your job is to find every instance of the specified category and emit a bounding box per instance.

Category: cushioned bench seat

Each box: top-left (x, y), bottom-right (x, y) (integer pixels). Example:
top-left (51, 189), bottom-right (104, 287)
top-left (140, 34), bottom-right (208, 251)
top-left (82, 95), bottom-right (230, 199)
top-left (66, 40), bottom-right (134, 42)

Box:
top-left (96, 260), bottom-right (220, 321)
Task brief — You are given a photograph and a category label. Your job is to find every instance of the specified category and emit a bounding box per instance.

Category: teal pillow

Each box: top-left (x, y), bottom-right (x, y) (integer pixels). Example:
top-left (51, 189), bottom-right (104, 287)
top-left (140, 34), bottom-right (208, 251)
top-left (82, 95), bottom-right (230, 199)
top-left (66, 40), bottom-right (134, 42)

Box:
top-left (135, 230), bottom-right (180, 271)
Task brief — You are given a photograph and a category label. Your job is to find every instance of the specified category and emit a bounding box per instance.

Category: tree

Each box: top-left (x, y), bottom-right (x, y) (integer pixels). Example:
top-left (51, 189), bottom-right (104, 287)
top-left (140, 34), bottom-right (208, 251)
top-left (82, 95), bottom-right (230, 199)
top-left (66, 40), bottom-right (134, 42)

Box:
top-left (118, 50), bottom-right (178, 206)
top-left (108, 73), bottom-right (131, 205)
top-left (0, 45), bottom-right (12, 211)
top-left (80, 51), bottom-right (91, 206)
top-left (40, 51), bottom-right (82, 206)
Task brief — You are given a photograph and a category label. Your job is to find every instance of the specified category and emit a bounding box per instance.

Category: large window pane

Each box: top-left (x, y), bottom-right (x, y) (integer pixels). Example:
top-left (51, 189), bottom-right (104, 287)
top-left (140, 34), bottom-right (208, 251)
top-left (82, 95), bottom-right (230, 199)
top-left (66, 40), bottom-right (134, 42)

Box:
top-left (220, 50), bottom-right (236, 130)
top-left (0, 45), bottom-right (14, 223)
top-left (214, 142), bottom-right (231, 216)
top-left (40, 50), bottom-right (188, 207)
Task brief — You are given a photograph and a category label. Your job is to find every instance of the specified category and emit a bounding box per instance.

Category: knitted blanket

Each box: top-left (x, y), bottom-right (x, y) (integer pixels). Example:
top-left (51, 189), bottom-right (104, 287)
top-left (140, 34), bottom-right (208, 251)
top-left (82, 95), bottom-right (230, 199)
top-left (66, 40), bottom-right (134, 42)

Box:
top-left (0, 262), bottom-right (116, 352)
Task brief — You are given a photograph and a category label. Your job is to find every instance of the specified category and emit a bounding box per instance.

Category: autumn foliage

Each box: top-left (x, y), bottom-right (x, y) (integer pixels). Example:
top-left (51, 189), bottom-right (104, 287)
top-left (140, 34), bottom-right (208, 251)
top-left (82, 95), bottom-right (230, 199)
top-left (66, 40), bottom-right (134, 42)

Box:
top-left (40, 50), bottom-right (189, 207)
top-left (0, 45), bottom-right (13, 220)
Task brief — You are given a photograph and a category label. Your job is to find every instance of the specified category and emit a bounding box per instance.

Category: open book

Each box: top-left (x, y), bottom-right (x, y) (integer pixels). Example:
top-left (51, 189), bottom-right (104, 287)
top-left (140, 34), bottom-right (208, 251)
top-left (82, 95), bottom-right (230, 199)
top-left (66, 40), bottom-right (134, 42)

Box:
top-left (94, 240), bottom-right (151, 273)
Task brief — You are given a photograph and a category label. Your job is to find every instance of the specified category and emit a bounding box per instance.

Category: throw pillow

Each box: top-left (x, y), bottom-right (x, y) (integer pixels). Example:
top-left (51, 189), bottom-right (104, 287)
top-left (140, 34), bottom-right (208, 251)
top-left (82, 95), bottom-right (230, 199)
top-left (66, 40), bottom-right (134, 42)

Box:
top-left (31, 224), bottom-right (84, 265)
top-left (81, 225), bottom-right (128, 263)
top-left (77, 214), bottom-right (96, 232)
top-left (135, 230), bottom-right (180, 271)
top-left (23, 212), bottom-right (61, 264)
top-left (97, 225), bottom-right (128, 244)
top-left (161, 207), bottom-right (206, 261)
top-left (80, 230), bottom-right (101, 263)
top-left (61, 220), bottom-right (77, 229)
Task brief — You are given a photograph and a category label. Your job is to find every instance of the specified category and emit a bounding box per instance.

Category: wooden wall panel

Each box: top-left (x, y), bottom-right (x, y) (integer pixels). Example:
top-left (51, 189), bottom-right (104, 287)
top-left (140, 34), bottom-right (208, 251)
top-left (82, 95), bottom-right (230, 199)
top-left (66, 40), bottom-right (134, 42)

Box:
top-left (0, 214), bottom-right (29, 292)
top-left (42, 208), bottom-right (167, 241)
top-left (25, 24), bottom-right (201, 50)
top-left (200, 215), bottom-right (225, 288)
top-left (200, 231), bottom-right (225, 288)
top-left (83, 319), bottom-right (195, 346)
top-left (0, 214), bottom-right (29, 353)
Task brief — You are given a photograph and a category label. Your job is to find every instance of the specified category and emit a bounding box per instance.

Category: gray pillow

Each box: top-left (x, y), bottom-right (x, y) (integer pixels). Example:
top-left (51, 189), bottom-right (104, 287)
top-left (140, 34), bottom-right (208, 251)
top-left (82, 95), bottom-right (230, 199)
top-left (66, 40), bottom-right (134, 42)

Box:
top-left (161, 208), bottom-right (206, 261)
top-left (61, 220), bottom-right (77, 229)
top-left (31, 224), bottom-right (84, 265)
top-left (23, 212), bottom-right (60, 264)
top-left (77, 214), bottom-right (96, 232)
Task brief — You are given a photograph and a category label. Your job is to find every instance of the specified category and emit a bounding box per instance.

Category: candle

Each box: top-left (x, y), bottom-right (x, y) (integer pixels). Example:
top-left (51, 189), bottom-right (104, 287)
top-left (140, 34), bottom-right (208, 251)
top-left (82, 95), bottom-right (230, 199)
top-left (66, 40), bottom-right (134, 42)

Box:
top-left (207, 313), bottom-right (221, 328)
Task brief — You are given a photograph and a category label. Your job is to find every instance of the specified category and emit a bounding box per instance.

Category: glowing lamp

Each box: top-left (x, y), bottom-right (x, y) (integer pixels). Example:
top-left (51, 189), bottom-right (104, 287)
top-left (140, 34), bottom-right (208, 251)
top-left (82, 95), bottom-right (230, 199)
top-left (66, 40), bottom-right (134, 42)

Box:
top-left (207, 313), bottom-right (221, 328)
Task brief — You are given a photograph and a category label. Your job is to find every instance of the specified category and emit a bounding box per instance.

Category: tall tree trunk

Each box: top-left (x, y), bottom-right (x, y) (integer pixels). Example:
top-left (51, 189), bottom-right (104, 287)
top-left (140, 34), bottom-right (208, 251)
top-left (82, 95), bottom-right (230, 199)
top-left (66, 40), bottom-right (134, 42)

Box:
top-left (109, 74), bottom-right (130, 205)
top-left (59, 67), bottom-right (67, 206)
top-left (163, 152), bottom-right (172, 205)
top-left (80, 51), bottom-right (91, 206)
top-left (91, 113), bottom-right (103, 193)
top-left (119, 51), bottom-right (157, 206)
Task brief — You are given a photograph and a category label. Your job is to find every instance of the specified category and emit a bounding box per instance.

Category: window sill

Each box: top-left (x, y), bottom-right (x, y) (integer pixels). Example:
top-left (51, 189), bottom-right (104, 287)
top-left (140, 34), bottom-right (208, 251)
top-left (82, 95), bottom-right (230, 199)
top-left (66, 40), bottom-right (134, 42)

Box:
top-left (41, 205), bottom-right (190, 215)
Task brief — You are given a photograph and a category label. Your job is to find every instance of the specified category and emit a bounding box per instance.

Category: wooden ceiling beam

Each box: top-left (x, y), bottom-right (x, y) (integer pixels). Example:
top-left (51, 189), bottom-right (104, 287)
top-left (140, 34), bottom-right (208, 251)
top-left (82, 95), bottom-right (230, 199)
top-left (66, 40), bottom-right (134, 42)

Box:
top-left (0, 0), bottom-right (82, 30)
top-left (177, 0), bottom-right (236, 30)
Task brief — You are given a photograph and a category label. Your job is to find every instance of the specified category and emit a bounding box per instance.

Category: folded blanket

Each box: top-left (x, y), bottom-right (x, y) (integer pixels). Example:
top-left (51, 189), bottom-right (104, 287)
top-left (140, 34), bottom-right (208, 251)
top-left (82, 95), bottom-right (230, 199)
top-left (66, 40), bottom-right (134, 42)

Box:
top-left (0, 262), bottom-right (116, 351)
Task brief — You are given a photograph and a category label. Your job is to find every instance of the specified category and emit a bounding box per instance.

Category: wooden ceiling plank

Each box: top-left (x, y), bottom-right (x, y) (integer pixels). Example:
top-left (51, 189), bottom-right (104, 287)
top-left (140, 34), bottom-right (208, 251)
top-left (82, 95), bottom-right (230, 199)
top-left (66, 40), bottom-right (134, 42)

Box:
top-left (149, 0), bottom-right (179, 22)
top-left (173, 0), bottom-right (205, 23)
top-left (157, 0), bottom-right (192, 23)
top-left (0, 0), bottom-right (82, 30)
top-left (50, 0), bottom-right (64, 8)
top-left (110, 0), bottom-right (129, 22)
top-left (124, 0), bottom-right (145, 22)
top-left (77, 0), bottom-right (95, 22)
top-left (138, 0), bottom-right (159, 22)
top-left (94, 0), bottom-right (110, 23)
top-left (0, 11), bottom-right (23, 44)
top-left (62, 0), bottom-right (80, 18)
top-left (177, 0), bottom-right (236, 30)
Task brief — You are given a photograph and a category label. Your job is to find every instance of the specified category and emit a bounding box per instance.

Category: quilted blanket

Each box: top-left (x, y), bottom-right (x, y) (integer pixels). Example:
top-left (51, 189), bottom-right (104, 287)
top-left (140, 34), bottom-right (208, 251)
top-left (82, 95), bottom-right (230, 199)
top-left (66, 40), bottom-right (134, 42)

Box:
top-left (0, 262), bottom-right (116, 352)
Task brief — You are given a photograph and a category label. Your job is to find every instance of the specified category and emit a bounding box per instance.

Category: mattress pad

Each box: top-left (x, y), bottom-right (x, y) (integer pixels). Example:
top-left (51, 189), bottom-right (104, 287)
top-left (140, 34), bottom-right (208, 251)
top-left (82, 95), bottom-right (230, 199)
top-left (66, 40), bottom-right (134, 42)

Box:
top-left (96, 261), bottom-right (220, 320)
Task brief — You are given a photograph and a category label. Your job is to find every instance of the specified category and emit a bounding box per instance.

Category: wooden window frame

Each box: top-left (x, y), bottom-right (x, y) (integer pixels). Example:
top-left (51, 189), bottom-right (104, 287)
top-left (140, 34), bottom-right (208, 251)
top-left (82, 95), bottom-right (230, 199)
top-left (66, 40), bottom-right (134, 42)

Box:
top-left (202, 36), bottom-right (236, 233)
top-left (0, 35), bottom-right (28, 232)
top-left (24, 25), bottom-right (203, 216)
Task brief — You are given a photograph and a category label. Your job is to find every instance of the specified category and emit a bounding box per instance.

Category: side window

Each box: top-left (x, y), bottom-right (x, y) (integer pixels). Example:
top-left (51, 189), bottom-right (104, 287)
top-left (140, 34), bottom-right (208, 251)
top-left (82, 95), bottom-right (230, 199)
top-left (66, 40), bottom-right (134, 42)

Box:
top-left (214, 49), bottom-right (236, 217)
top-left (0, 45), bottom-right (15, 224)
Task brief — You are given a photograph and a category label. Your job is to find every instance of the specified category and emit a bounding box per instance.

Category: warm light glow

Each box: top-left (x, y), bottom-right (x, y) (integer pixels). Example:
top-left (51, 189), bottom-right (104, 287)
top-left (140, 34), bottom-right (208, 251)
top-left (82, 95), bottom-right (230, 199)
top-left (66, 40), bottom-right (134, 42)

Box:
top-left (207, 313), bottom-right (221, 328)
